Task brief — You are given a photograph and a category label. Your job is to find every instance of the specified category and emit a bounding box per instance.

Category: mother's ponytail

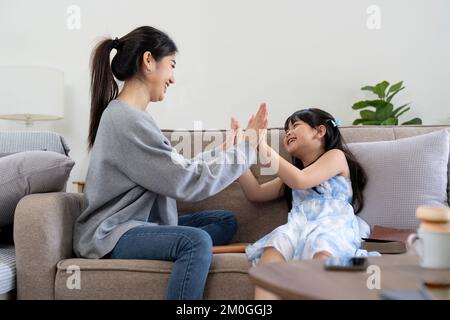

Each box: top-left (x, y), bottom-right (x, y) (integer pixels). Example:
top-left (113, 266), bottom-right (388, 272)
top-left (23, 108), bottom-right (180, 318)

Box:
top-left (88, 38), bottom-right (118, 149)
top-left (87, 26), bottom-right (178, 150)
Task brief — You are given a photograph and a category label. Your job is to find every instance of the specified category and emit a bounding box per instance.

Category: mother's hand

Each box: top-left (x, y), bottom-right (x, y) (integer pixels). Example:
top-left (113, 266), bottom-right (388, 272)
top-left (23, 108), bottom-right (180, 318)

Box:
top-left (231, 116), bottom-right (243, 145)
top-left (222, 116), bottom-right (242, 150)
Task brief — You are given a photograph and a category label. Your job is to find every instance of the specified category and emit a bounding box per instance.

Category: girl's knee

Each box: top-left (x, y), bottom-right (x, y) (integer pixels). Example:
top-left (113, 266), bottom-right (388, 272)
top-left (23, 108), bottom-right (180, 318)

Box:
top-left (260, 247), bottom-right (285, 264)
top-left (263, 247), bottom-right (280, 255)
top-left (313, 250), bottom-right (332, 260)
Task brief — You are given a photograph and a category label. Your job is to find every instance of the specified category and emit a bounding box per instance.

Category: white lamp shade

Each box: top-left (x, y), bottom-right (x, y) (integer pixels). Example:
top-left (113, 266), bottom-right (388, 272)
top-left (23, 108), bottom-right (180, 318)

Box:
top-left (0, 66), bottom-right (64, 122)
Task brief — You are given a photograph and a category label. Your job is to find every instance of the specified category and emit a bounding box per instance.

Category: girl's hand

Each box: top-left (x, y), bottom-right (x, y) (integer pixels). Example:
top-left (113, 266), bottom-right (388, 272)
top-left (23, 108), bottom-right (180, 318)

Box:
top-left (258, 127), bottom-right (268, 149)
top-left (243, 102), bottom-right (269, 148)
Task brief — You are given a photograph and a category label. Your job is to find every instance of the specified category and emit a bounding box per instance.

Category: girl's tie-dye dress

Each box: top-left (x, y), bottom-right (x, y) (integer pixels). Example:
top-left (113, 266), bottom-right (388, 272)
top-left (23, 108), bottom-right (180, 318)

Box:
top-left (246, 175), bottom-right (378, 266)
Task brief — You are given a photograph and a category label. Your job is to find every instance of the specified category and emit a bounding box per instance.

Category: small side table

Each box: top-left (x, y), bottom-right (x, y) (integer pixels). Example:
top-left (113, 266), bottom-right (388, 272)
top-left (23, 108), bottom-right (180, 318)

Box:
top-left (72, 181), bottom-right (85, 193)
top-left (248, 255), bottom-right (450, 299)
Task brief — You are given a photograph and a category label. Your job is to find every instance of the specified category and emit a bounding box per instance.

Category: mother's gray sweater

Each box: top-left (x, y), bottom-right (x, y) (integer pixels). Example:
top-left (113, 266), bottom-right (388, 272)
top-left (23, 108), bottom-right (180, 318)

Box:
top-left (73, 100), bottom-right (256, 258)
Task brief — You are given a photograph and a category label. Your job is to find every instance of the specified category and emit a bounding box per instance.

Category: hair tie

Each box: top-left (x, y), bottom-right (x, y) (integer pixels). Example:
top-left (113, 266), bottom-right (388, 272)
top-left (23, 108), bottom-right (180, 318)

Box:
top-left (329, 119), bottom-right (342, 127)
top-left (112, 37), bottom-right (120, 49)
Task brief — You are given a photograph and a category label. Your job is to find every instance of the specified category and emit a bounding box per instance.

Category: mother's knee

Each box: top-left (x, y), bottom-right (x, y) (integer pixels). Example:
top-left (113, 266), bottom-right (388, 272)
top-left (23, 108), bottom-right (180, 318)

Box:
top-left (216, 210), bottom-right (238, 236)
top-left (179, 228), bottom-right (213, 256)
top-left (226, 212), bottom-right (238, 234)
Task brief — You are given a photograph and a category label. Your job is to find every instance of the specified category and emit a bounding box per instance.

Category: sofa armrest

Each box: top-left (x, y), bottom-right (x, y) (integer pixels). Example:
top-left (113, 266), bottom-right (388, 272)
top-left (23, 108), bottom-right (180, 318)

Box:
top-left (14, 192), bottom-right (85, 299)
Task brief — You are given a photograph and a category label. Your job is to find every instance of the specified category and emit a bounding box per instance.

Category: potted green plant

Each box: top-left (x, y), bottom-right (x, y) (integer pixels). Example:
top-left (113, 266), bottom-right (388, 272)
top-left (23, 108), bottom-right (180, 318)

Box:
top-left (352, 80), bottom-right (422, 125)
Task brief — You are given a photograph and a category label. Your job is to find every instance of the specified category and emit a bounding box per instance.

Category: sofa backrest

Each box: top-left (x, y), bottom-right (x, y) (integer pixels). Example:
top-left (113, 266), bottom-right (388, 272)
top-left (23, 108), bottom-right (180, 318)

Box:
top-left (163, 125), bottom-right (450, 243)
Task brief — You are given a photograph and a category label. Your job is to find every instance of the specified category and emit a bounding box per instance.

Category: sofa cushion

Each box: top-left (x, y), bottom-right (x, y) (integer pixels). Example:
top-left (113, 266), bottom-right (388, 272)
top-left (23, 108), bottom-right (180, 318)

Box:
top-left (55, 253), bottom-right (253, 299)
top-left (0, 151), bottom-right (75, 226)
top-left (390, 127), bottom-right (450, 206)
top-left (348, 129), bottom-right (449, 229)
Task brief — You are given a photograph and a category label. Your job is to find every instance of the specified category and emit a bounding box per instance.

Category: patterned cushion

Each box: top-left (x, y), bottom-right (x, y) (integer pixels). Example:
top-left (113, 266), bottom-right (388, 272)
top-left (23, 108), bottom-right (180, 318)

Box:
top-left (0, 245), bottom-right (15, 295)
top-left (348, 130), bottom-right (449, 229)
top-left (0, 131), bottom-right (70, 155)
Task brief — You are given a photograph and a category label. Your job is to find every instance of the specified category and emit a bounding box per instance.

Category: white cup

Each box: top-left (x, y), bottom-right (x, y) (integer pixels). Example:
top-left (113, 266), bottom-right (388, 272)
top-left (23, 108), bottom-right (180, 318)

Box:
top-left (407, 230), bottom-right (450, 269)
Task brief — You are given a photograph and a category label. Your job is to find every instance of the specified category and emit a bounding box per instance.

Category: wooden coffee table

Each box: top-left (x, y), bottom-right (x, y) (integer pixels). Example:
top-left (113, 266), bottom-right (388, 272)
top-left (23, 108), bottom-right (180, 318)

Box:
top-left (248, 255), bottom-right (450, 299)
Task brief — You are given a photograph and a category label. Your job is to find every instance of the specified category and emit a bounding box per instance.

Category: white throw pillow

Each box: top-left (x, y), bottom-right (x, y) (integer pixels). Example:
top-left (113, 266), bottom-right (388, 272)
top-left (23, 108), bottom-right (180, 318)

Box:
top-left (348, 129), bottom-right (449, 229)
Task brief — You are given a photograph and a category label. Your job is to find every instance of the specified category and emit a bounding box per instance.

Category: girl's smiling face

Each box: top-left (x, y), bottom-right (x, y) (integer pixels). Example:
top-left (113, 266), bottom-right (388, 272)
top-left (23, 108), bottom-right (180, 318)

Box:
top-left (283, 120), bottom-right (325, 155)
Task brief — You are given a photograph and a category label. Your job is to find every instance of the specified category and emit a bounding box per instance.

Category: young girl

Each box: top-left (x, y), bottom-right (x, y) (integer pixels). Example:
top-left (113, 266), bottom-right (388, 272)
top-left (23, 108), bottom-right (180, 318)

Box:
top-left (236, 108), bottom-right (374, 299)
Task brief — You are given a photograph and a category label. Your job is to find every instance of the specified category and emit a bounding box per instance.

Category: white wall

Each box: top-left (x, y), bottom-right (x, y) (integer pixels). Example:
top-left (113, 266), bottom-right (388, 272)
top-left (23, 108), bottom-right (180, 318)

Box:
top-left (1, 0), bottom-right (449, 191)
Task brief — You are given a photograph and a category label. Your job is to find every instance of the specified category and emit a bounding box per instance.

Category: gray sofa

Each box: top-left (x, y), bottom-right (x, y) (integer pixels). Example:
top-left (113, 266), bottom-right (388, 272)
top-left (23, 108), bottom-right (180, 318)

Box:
top-left (13, 126), bottom-right (450, 299)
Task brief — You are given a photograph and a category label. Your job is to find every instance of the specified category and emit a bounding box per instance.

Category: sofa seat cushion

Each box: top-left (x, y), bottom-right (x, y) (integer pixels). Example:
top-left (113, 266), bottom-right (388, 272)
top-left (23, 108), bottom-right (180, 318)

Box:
top-left (0, 245), bottom-right (16, 295)
top-left (55, 253), bottom-right (253, 299)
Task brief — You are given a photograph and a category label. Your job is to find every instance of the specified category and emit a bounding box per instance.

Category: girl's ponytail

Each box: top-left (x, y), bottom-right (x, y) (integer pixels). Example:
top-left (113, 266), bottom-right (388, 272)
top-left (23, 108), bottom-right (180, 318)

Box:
top-left (283, 108), bottom-right (368, 214)
top-left (88, 39), bottom-right (118, 150)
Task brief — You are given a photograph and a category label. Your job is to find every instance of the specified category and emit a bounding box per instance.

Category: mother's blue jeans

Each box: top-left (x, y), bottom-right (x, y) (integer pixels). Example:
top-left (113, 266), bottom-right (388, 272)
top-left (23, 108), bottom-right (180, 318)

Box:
top-left (108, 210), bottom-right (238, 300)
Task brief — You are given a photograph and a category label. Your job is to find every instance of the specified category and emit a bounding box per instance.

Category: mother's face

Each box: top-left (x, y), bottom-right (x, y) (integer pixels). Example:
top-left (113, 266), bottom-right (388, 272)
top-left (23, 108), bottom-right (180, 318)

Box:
top-left (143, 52), bottom-right (176, 102)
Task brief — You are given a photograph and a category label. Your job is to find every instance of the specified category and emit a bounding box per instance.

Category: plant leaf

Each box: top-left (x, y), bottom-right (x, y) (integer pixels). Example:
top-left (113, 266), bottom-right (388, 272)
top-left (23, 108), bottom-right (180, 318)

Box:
top-left (360, 120), bottom-right (382, 125)
top-left (386, 87), bottom-right (405, 103)
top-left (395, 106), bottom-right (411, 119)
top-left (352, 100), bottom-right (380, 110)
top-left (361, 86), bottom-right (376, 93)
top-left (387, 81), bottom-right (403, 95)
top-left (392, 103), bottom-right (410, 117)
top-left (372, 100), bottom-right (389, 110)
top-left (360, 110), bottom-right (376, 120)
top-left (375, 102), bottom-right (393, 120)
top-left (352, 118), bottom-right (365, 125)
top-left (374, 81), bottom-right (390, 99)
top-left (381, 118), bottom-right (397, 125)
top-left (401, 118), bottom-right (422, 125)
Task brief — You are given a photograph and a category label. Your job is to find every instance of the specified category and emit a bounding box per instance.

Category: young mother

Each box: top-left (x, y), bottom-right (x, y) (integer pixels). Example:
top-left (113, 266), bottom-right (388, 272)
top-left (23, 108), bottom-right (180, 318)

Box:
top-left (73, 26), bottom-right (268, 300)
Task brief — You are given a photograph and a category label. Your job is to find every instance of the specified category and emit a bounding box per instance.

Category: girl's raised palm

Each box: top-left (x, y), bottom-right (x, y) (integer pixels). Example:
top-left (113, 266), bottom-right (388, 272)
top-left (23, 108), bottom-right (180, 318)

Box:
top-left (243, 102), bottom-right (269, 147)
